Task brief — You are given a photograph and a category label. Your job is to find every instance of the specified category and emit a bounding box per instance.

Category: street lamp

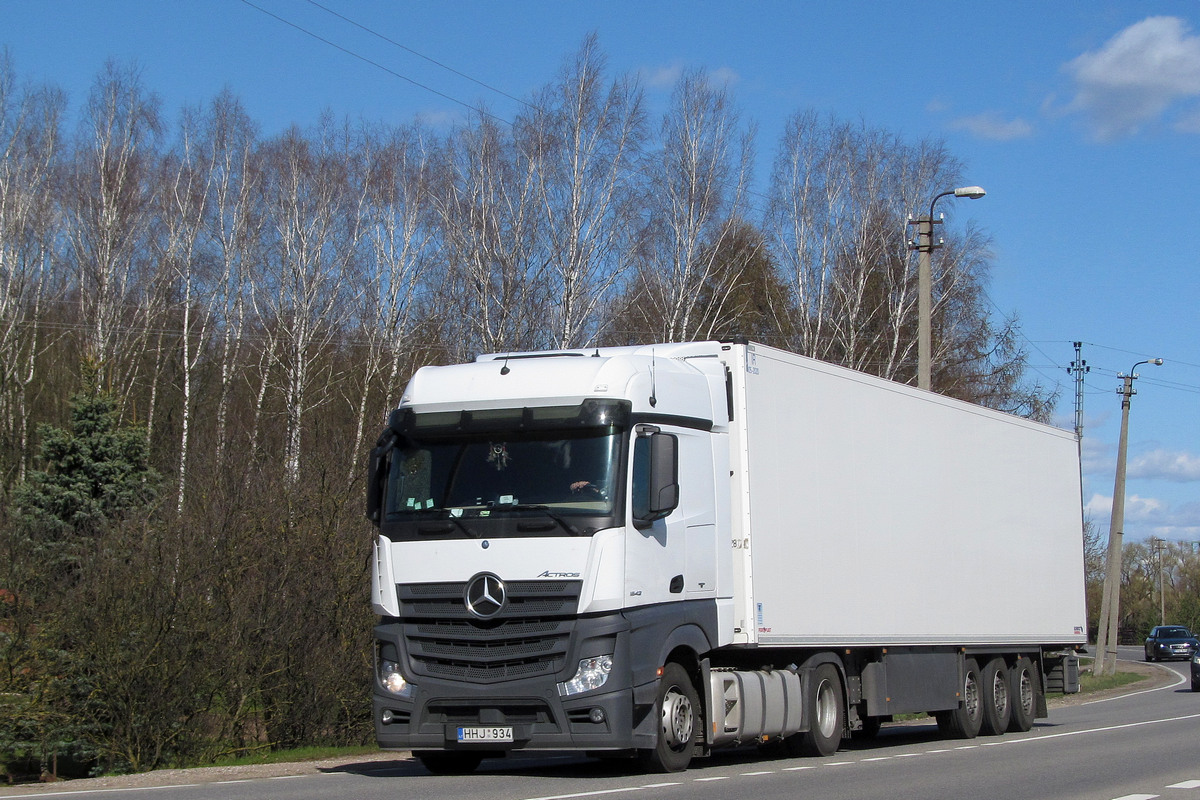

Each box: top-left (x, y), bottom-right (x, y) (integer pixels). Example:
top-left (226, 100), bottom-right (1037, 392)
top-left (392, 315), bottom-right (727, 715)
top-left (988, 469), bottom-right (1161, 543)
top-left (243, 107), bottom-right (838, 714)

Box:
top-left (1093, 357), bottom-right (1164, 676)
top-left (908, 186), bottom-right (986, 391)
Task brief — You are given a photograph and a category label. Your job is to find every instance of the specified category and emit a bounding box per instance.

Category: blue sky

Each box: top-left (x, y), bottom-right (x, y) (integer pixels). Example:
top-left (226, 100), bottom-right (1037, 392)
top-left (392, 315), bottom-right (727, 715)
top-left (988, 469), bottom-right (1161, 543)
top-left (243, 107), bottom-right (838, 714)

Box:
top-left (4, 1), bottom-right (1198, 543)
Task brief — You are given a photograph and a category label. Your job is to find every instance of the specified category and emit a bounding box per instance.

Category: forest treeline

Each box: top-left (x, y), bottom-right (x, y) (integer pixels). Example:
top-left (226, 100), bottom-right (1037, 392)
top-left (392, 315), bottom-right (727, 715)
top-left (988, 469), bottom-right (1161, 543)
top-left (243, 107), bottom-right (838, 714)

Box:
top-left (1, 37), bottom-right (1065, 777)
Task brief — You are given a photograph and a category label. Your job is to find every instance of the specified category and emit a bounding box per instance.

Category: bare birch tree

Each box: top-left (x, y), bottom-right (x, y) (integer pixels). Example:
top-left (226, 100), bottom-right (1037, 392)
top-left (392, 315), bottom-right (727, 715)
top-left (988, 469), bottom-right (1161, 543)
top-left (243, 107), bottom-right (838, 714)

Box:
top-left (0, 53), bottom-right (64, 484)
top-left (622, 68), bottom-right (753, 343)
top-left (63, 61), bottom-right (163, 398)
top-left (255, 119), bottom-right (365, 489)
top-left (525, 35), bottom-right (646, 348)
top-left (158, 105), bottom-right (218, 512)
top-left (431, 114), bottom-right (546, 360)
top-left (345, 123), bottom-right (433, 474)
top-left (196, 90), bottom-right (263, 467)
top-left (765, 111), bottom-right (1053, 415)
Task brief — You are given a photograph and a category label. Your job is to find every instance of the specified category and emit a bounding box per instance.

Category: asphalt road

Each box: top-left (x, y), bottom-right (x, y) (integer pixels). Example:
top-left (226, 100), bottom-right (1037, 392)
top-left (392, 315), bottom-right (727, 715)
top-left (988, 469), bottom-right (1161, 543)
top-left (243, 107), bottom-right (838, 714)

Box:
top-left (5, 647), bottom-right (1198, 800)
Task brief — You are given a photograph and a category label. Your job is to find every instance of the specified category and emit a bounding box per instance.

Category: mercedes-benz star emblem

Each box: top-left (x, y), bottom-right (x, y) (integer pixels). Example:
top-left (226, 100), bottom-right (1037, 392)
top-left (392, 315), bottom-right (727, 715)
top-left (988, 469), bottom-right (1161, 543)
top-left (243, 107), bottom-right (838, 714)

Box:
top-left (465, 573), bottom-right (507, 619)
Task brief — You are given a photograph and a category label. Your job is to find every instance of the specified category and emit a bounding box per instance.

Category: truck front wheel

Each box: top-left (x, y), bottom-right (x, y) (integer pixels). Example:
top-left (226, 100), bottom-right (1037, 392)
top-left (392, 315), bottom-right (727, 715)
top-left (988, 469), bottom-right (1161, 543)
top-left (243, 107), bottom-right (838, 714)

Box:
top-left (638, 662), bottom-right (700, 773)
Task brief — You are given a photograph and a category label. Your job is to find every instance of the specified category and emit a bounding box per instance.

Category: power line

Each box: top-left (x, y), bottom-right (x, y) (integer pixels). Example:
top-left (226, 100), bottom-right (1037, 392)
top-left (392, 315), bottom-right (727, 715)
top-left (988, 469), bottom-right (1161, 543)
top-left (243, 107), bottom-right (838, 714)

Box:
top-left (237, 0), bottom-right (513, 126)
top-left (303, 0), bottom-right (535, 111)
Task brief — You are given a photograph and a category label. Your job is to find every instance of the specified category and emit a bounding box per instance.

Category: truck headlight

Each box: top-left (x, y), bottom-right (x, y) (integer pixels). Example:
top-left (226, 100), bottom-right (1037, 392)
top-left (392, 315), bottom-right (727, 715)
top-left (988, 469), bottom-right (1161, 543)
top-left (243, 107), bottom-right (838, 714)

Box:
top-left (558, 655), bottom-right (613, 697)
top-left (379, 658), bottom-right (414, 698)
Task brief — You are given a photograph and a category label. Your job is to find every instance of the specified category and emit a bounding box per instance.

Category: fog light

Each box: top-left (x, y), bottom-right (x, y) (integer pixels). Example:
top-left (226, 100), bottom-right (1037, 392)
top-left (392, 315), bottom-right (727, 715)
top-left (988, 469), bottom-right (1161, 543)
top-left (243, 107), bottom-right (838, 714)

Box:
top-left (558, 655), bottom-right (614, 697)
top-left (382, 709), bottom-right (395, 724)
top-left (589, 707), bottom-right (606, 724)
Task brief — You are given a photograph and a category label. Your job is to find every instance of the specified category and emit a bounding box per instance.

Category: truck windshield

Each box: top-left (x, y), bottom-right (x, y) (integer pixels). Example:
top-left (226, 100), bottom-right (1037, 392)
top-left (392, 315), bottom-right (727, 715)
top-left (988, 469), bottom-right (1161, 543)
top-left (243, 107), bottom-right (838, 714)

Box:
top-left (382, 426), bottom-right (622, 535)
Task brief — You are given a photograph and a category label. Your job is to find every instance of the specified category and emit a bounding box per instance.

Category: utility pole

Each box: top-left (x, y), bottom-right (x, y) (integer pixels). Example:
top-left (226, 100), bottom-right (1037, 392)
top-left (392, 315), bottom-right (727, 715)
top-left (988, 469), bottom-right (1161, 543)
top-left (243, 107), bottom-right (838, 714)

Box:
top-left (1068, 342), bottom-right (1092, 645)
top-left (1151, 537), bottom-right (1165, 626)
top-left (1067, 341), bottom-right (1089, 456)
top-left (1094, 358), bottom-right (1163, 676)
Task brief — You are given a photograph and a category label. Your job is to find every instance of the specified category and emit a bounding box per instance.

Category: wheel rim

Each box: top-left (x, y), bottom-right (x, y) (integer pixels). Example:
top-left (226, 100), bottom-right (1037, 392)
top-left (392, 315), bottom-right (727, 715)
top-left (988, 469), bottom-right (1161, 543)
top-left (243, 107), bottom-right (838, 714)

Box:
top-left (660, 685), bottom-right (694, 752)
top-left (991, 669), bottom-right (1009, 717)
top-left (963, 673), bottom-right (980, 719)
top-left (814, 678), bottom-right (838, 739)
top-left (1017, 668), bottom-right (1034, 717)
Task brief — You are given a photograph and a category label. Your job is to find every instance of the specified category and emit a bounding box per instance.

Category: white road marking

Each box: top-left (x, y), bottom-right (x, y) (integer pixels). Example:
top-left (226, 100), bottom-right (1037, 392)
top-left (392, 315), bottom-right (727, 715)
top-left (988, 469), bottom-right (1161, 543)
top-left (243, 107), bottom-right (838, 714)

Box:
top-left (1167, 780), bottom-right (1200, 789)
top-left (993, 712), bottom-right (1200, 747)
top-left (524, 784), bottom-right (678, 800)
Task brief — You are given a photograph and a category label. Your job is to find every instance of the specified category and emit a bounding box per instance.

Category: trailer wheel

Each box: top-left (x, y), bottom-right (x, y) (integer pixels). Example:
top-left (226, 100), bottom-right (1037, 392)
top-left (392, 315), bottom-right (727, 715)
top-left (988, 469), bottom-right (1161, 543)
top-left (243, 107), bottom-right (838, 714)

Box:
top-left (796, 663), bottom-right (844, 757)
top-left (1006, 656), bottom-right (1039, 732)
top-left (638, 662), bottom-right (699, 773)
top-left (416, 752), bottom-right (485, 775)
top-left (935, 658), bottom-right (982, 739)
top-left (979, 658), bottom-right (1011, 735)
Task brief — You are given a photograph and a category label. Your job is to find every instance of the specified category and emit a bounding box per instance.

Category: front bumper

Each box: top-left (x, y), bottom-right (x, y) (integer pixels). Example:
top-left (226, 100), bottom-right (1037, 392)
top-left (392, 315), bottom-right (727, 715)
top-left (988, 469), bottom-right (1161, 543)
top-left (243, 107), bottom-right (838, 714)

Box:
top-left (375, 679), bottom-right (642, 752)
top-left (373, 611), bottom-right (656, 753)
top-left (1153, 644), bottom-right (1197, 660)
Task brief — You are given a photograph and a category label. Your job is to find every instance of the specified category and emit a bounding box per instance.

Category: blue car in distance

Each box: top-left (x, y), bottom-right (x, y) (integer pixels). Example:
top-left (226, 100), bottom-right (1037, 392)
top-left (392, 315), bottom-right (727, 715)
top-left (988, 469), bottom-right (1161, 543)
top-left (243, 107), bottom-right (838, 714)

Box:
top-left (1143, 625), bottom-right (1199, 662)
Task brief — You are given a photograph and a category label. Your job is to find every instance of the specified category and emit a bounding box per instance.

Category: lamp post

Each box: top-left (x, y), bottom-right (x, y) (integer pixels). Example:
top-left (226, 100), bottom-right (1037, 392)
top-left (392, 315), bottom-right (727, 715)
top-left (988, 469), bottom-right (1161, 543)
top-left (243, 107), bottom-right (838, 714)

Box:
top-left (1093, 357), bottom-right (1163, 676)
top-left (1155, 537), bottom-right (1165, 627)
top-left (908, 186), bottom-right (986, 390)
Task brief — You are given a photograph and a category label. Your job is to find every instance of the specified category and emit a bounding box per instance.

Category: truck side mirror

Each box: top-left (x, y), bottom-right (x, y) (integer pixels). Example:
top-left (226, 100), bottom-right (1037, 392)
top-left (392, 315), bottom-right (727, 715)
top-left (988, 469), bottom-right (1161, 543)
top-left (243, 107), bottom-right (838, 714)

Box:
top-left (366, 433), bottom-right (396, 525)
top-left (366, 445), bottom-right (385, 524)
top-left (633, 429), bottom-right (679, 528)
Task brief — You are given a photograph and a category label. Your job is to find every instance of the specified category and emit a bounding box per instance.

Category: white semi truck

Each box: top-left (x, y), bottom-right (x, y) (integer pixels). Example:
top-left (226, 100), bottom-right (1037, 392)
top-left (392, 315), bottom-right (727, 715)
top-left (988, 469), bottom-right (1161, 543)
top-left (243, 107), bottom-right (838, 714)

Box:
top-left (366, 341), bottom-right (1086, 774)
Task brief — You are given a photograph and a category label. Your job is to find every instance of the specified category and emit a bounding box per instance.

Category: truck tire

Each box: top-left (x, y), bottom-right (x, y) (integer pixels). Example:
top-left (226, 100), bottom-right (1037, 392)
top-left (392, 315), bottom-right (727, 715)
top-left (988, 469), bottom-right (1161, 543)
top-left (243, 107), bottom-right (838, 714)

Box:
top-left (935, 658), bottom-right (982, 739)
top-left (416, 752), bottom-right (485, 775)
top-left (638, 662), bottom-right (700, 773)
top-left (1007, 656), bottom-right (1039, 732)
top-left (796, 663), bottom-right (844, 757)
top-left (979, 657), bottom-right (1011, 736)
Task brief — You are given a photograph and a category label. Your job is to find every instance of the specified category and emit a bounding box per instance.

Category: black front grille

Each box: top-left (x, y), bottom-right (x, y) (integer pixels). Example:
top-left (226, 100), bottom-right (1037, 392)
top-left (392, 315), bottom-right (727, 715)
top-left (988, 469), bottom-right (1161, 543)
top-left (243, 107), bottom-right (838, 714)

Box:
top-left (426, 702), bottom-right (552, 725)
top-left (398, 580), bottom-right (581, 684)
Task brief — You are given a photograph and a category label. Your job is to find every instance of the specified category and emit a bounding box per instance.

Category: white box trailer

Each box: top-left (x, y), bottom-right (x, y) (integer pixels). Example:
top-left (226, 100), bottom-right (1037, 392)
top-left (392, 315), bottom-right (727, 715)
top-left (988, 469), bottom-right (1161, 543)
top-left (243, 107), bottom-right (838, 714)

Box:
top-left (731, 344), bottom-right (1086, 648)
top-left (366, 341), bottom-right (1086, 775)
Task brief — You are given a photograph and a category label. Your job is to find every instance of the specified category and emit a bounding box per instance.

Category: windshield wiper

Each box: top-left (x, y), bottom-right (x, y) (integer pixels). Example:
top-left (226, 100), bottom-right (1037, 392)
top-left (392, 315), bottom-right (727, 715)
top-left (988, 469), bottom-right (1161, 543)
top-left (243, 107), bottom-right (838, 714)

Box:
top-left (417, 514), bottom-right (479, 538)
top-left (506, 504), bottom-right (584, 536)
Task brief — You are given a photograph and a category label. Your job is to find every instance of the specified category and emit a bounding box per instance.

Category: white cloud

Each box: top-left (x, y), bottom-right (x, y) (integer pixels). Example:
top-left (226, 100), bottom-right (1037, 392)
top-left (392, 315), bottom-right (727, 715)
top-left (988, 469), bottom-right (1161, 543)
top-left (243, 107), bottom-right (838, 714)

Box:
top-left (709, 67), bottom-right (741, 88)
top-left (414, 109), bottom-right (462, 128)
top-left (640, 64), bottom-right (740, 91)
top-left (1065, 16), bottom-right (1200, 139)
top-left (951, 112), bottom-right (1035, 141)
top-left (1085, 496), bottom-right (1200, 542)
top-left (1128, 449), bottom-right (1200, 482)
top-left (1085, 492), bottom-right (1165, 522)
top-left (1081, 437), bottom-right (1113, 479)
top-left (642, 64), bottom-right (683, 89)
top-left (1175, 107), bottom-right (1200, 133)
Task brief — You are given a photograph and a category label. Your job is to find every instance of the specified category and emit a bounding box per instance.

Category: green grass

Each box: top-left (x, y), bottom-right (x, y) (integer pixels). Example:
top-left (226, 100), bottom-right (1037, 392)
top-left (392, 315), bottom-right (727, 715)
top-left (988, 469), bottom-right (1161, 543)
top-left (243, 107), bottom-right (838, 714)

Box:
top-left (1064, 665), bottom-right (1147, 696)
top-left (204, 745), bottom-right (380, 768)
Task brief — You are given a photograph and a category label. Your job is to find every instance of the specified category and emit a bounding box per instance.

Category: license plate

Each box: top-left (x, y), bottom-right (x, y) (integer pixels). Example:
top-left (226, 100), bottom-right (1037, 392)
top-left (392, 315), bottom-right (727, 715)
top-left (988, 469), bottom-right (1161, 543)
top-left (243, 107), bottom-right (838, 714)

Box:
top-left (457, 726), bottom-right (513, 743)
